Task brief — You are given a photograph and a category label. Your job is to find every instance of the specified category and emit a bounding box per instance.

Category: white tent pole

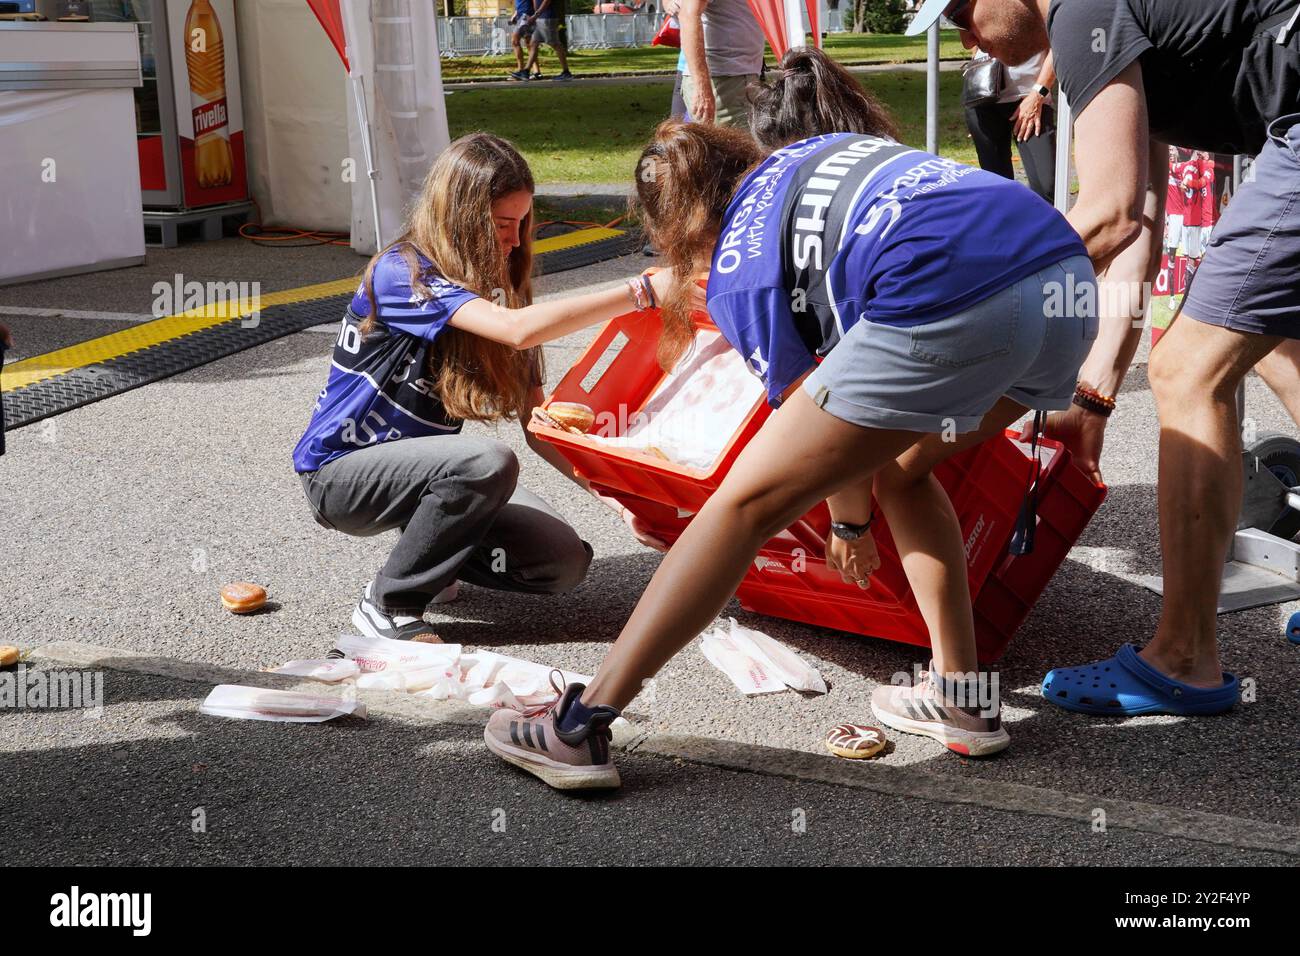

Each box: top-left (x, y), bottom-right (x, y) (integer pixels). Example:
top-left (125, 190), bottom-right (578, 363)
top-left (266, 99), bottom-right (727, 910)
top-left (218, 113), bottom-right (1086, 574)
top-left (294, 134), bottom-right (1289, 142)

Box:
top-left (1053, 91), bottom-right (1072, 212)
top-left (349, 70), bottom-right (384, 249)
top-left (925, 22), bottom-right (939, 154)
top-left (783, 0), bottom-right (805, 50)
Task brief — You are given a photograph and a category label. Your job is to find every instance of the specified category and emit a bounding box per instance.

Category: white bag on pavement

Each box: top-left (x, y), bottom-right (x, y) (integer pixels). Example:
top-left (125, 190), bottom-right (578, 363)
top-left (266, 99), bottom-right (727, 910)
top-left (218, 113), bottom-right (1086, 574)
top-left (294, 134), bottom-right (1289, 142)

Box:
top-left (416, 650), bottom-right (591, 709)
top-left (200, 685), bottom-right (367, 723)
top-left (334, 633), bottom-right (461, 674)
top-left (356, 663), bottom-right (457, 693)
top-left (699, 618), bottom-right (828, 696)
top-left (273, 659), bottom-right (361, 683)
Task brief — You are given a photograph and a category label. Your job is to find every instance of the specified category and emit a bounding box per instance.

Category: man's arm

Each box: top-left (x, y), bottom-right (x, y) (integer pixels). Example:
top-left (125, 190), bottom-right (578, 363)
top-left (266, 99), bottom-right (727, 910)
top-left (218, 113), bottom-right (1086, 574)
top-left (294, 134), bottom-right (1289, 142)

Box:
top-left (1065, 61), bottom-right (1150, 268)
top-left (680, 0), bottom-right (713, 122)
top-left (1040, 65), bottom-right (1166, 482)
top-left (1074, 138), bottom-right (1167, 399)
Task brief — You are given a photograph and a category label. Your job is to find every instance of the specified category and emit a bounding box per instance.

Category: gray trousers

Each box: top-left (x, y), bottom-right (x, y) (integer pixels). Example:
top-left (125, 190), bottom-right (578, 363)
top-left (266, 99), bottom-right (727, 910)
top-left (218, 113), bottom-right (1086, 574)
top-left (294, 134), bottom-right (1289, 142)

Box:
top-left (300, 435), bottom-right (593, 614)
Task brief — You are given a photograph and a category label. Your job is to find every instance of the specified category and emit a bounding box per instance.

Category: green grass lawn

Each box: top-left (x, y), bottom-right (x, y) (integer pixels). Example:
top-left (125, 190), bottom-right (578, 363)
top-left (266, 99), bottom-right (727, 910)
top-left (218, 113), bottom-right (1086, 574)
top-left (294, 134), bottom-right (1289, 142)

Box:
top-left (447, 70), bottom-right (974, 184)
top-left (440, 30), bottom-right (969, 80)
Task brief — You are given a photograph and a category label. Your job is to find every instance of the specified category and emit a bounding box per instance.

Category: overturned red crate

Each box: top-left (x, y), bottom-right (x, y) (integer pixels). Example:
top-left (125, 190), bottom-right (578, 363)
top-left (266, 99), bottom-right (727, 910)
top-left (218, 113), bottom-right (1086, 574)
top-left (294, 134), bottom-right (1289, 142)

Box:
top-left (531, 308), bottom-right (1106, 662)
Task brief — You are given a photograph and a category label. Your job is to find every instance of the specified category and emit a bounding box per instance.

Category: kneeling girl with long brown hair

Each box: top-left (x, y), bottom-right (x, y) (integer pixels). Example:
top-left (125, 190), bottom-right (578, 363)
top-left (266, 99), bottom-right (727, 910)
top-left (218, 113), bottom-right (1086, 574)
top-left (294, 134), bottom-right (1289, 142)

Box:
top-left (293, 133), bottom-right (678, 641)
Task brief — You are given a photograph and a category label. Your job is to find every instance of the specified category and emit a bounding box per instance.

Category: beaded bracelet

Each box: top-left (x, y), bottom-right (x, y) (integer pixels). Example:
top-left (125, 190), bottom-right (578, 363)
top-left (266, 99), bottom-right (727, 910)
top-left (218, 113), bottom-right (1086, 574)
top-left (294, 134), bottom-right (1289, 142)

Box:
top-left (1072, 383), bottom-right (1116, 417)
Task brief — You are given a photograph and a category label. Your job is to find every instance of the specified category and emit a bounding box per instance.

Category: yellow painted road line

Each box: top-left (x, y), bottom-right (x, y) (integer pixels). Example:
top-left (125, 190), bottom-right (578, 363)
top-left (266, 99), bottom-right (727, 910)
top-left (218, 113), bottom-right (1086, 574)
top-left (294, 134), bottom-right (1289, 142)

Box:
top-left (2, 276), bottom-right (359, 393)
top-left (3, 228), bottom-right (624, 393)
top-left (534, 226), bottom-right (624, 254)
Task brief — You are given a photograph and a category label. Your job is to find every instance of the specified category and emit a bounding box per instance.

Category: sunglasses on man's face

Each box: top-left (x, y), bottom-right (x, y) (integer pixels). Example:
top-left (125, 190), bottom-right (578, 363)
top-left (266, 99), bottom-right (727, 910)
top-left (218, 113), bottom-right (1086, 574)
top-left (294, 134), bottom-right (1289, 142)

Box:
top-left (944, 0), bottom-right (975, 31)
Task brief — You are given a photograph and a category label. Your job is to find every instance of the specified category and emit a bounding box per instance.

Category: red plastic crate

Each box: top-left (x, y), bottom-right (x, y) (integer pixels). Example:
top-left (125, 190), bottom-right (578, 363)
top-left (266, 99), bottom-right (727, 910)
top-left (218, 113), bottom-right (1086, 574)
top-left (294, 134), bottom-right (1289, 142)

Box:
top-left (531, 307), bottom-right (1107, 662)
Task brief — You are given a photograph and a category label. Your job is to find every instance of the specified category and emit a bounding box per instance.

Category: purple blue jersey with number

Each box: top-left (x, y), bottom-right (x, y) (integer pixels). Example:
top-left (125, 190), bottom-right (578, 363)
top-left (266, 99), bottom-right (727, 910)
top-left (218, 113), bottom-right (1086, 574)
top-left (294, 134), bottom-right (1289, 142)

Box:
top-left (292, 246), bottom-right (480, 473)
top-left (704, 133), bottom-right (1087, 406)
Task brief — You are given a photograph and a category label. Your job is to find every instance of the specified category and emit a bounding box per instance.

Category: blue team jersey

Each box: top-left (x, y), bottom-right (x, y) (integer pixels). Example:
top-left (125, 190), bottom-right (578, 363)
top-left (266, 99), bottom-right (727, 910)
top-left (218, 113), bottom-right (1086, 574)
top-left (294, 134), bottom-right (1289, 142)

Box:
top-left (292, 246), bottom-right (481, 473)
top-left (705, 133), bottom-right (1088, 406)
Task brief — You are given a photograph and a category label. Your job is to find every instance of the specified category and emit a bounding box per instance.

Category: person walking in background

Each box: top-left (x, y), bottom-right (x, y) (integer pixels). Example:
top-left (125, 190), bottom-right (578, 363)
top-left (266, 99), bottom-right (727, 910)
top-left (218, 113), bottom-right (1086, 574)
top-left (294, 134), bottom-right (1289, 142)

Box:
top-left (507, 0), bottom-right (540, 81)
top-left (662, 0), bottom-right (689, 120)
top-left (962, 47), bottom-right (1057, 202)
top-left (524, 0), bottom-right (574, 81)
top-left (679, 0), bottom-right (765, 127)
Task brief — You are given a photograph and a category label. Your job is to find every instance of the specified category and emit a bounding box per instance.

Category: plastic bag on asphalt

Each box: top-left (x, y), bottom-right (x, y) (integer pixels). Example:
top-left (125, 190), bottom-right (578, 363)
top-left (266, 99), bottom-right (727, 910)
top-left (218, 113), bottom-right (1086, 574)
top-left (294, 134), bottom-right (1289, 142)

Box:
top-left (334, 633), bottom-right (461, 673)
top-left (272, 659), bottom-right (361, 683)
top-left (200, 684), bottom-right (367, 723)
top-left (699, 618), bottom-right (827, 696)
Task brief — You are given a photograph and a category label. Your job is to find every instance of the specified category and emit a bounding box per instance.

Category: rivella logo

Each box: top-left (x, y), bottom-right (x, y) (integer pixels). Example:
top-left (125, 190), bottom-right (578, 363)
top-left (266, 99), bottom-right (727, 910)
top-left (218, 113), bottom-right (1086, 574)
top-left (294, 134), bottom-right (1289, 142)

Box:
top-left (49, 886), bottom-right (151, 936)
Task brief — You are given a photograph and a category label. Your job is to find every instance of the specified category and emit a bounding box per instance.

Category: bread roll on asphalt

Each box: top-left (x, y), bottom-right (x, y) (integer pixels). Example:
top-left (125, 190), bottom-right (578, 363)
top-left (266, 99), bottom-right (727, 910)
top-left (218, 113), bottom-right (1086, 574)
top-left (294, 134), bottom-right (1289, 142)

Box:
top-left (0, 646), bottom-right (20, 668)
top-left (221, 582), bottom-right (267, 614)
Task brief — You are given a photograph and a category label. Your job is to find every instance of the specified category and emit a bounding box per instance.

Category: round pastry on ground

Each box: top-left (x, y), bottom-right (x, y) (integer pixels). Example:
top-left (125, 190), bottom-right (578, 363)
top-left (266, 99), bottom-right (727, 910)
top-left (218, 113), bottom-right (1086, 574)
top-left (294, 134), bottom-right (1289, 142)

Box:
top-left (0, 646), bottom-right (20, 668)
top-left (221, 582), bottom-right (268, 614)
top-left (825, 723), bottom-right (887, 759)
top-left (545, 401), bottom-right (595, 434)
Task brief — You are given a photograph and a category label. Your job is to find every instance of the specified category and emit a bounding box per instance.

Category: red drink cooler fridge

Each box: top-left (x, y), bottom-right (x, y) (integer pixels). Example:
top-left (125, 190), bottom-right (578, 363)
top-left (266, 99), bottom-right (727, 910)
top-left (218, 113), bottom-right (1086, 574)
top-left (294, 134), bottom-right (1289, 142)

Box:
top-left (109, 0), bottom-right (248, 211)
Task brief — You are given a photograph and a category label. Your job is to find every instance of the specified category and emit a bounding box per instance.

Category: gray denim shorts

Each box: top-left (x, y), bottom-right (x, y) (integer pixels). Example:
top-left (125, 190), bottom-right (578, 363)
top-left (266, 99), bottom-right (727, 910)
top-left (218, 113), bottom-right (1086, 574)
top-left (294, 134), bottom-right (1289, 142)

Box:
top-left (1183, 112), bottom-right (1300, 338)
top-left (803, 254), bottom-right (1098, 433)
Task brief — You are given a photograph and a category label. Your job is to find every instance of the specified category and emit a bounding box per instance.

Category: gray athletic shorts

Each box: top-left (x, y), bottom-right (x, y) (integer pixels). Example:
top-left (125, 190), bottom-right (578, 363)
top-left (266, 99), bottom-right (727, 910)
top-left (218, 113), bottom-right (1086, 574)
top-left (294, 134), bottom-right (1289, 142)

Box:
top-left (1183, 112), bottom-right (1300, 338)
top-left (534, 17), bottom-right (565, 47)
top-left (803, 254), bottom-right (1098, 433)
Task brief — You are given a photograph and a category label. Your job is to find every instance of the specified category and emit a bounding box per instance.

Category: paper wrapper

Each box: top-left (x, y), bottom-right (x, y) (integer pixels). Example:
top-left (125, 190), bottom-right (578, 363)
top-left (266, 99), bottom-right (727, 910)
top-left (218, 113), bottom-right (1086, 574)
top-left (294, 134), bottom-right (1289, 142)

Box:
top-left (699, 618), bottom-right (827, 696)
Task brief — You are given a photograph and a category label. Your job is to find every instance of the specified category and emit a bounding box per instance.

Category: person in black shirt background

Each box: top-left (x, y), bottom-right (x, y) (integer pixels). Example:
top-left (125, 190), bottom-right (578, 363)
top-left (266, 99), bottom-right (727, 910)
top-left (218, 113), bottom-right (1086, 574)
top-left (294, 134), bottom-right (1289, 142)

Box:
top-left (909, 0), bottom-right (1300, 716)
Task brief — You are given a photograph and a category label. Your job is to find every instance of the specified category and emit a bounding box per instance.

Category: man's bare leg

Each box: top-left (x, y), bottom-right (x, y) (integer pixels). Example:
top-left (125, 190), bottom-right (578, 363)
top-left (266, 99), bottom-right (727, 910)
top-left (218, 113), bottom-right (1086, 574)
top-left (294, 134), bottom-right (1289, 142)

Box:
top-left (1251, 340), bottom-right (1300, 424)
top-left (1146, 313), bottom-right (1280, 685)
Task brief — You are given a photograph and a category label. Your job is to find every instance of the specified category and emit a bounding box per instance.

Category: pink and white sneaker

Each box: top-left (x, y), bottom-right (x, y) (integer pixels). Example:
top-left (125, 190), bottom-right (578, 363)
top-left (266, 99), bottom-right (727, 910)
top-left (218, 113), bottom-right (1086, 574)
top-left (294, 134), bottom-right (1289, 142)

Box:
top-left (871, 667), bottom-right (1010, 757)
top-left (484, 675), bottom-right (621, 790)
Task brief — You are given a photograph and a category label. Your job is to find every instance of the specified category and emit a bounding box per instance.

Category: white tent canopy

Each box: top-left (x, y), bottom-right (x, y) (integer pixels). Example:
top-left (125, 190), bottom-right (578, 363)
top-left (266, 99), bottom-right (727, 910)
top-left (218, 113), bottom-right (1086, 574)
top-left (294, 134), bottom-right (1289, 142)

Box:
top-left (342, 0), bottom-right (451, 254)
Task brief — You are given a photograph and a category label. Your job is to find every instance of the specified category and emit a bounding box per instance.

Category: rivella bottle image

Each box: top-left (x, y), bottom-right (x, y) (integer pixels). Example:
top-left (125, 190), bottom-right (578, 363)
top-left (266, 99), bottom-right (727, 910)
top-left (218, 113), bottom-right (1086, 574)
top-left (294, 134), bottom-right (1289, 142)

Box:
top-left (184, 0), bottom-right (233, 188)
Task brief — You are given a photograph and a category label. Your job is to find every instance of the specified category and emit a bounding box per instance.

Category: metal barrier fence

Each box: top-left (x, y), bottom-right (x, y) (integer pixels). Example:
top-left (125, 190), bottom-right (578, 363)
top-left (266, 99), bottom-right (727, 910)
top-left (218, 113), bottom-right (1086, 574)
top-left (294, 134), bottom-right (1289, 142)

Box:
top-left (438, 14), bottom-right (657, 57)
top-left (438, 10), bottom-right (851, 57)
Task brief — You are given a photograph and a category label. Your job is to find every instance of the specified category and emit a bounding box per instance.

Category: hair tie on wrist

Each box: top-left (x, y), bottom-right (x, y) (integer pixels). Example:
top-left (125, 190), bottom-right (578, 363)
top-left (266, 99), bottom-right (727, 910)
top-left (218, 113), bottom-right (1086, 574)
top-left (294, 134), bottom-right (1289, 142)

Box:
top-left (639, 273), bottom-right (657, 310)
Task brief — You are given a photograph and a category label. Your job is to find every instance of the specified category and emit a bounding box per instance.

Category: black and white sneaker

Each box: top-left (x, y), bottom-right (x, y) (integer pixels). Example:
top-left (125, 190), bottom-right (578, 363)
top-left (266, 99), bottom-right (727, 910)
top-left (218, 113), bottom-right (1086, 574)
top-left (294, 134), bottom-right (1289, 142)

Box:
top-left (351, 583), bottom-right (441, 641)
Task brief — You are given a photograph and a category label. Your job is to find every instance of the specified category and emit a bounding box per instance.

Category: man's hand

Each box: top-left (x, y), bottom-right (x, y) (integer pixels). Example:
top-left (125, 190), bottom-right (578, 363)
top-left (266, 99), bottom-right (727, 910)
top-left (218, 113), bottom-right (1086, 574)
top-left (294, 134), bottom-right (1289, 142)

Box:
top-left (1013, 91), bottom-right (1045, 141)
top-left (826, 529), bottom-right (880, 590)
top-left (1034, 405), bottom-right (1107, 485)
top-left (663, 0), bottom-right (681, 15)
top-left (690, 81), bottom-right (716, 124)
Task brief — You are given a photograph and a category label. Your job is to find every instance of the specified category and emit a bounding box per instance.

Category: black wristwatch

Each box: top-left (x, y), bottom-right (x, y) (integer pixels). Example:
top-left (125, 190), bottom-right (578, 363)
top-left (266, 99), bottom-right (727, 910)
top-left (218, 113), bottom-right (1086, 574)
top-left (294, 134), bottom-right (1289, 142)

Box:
top-left (830, 513), bottom-right (875, 541)
top-left (1033, 83), bottom-right (1051, 99)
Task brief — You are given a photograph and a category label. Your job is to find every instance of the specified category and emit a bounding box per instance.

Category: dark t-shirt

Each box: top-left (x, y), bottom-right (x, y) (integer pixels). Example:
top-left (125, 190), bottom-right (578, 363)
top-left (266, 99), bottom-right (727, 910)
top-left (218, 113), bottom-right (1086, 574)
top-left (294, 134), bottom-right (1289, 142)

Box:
top-left (1048, 0), bottom-right (1300, 154)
